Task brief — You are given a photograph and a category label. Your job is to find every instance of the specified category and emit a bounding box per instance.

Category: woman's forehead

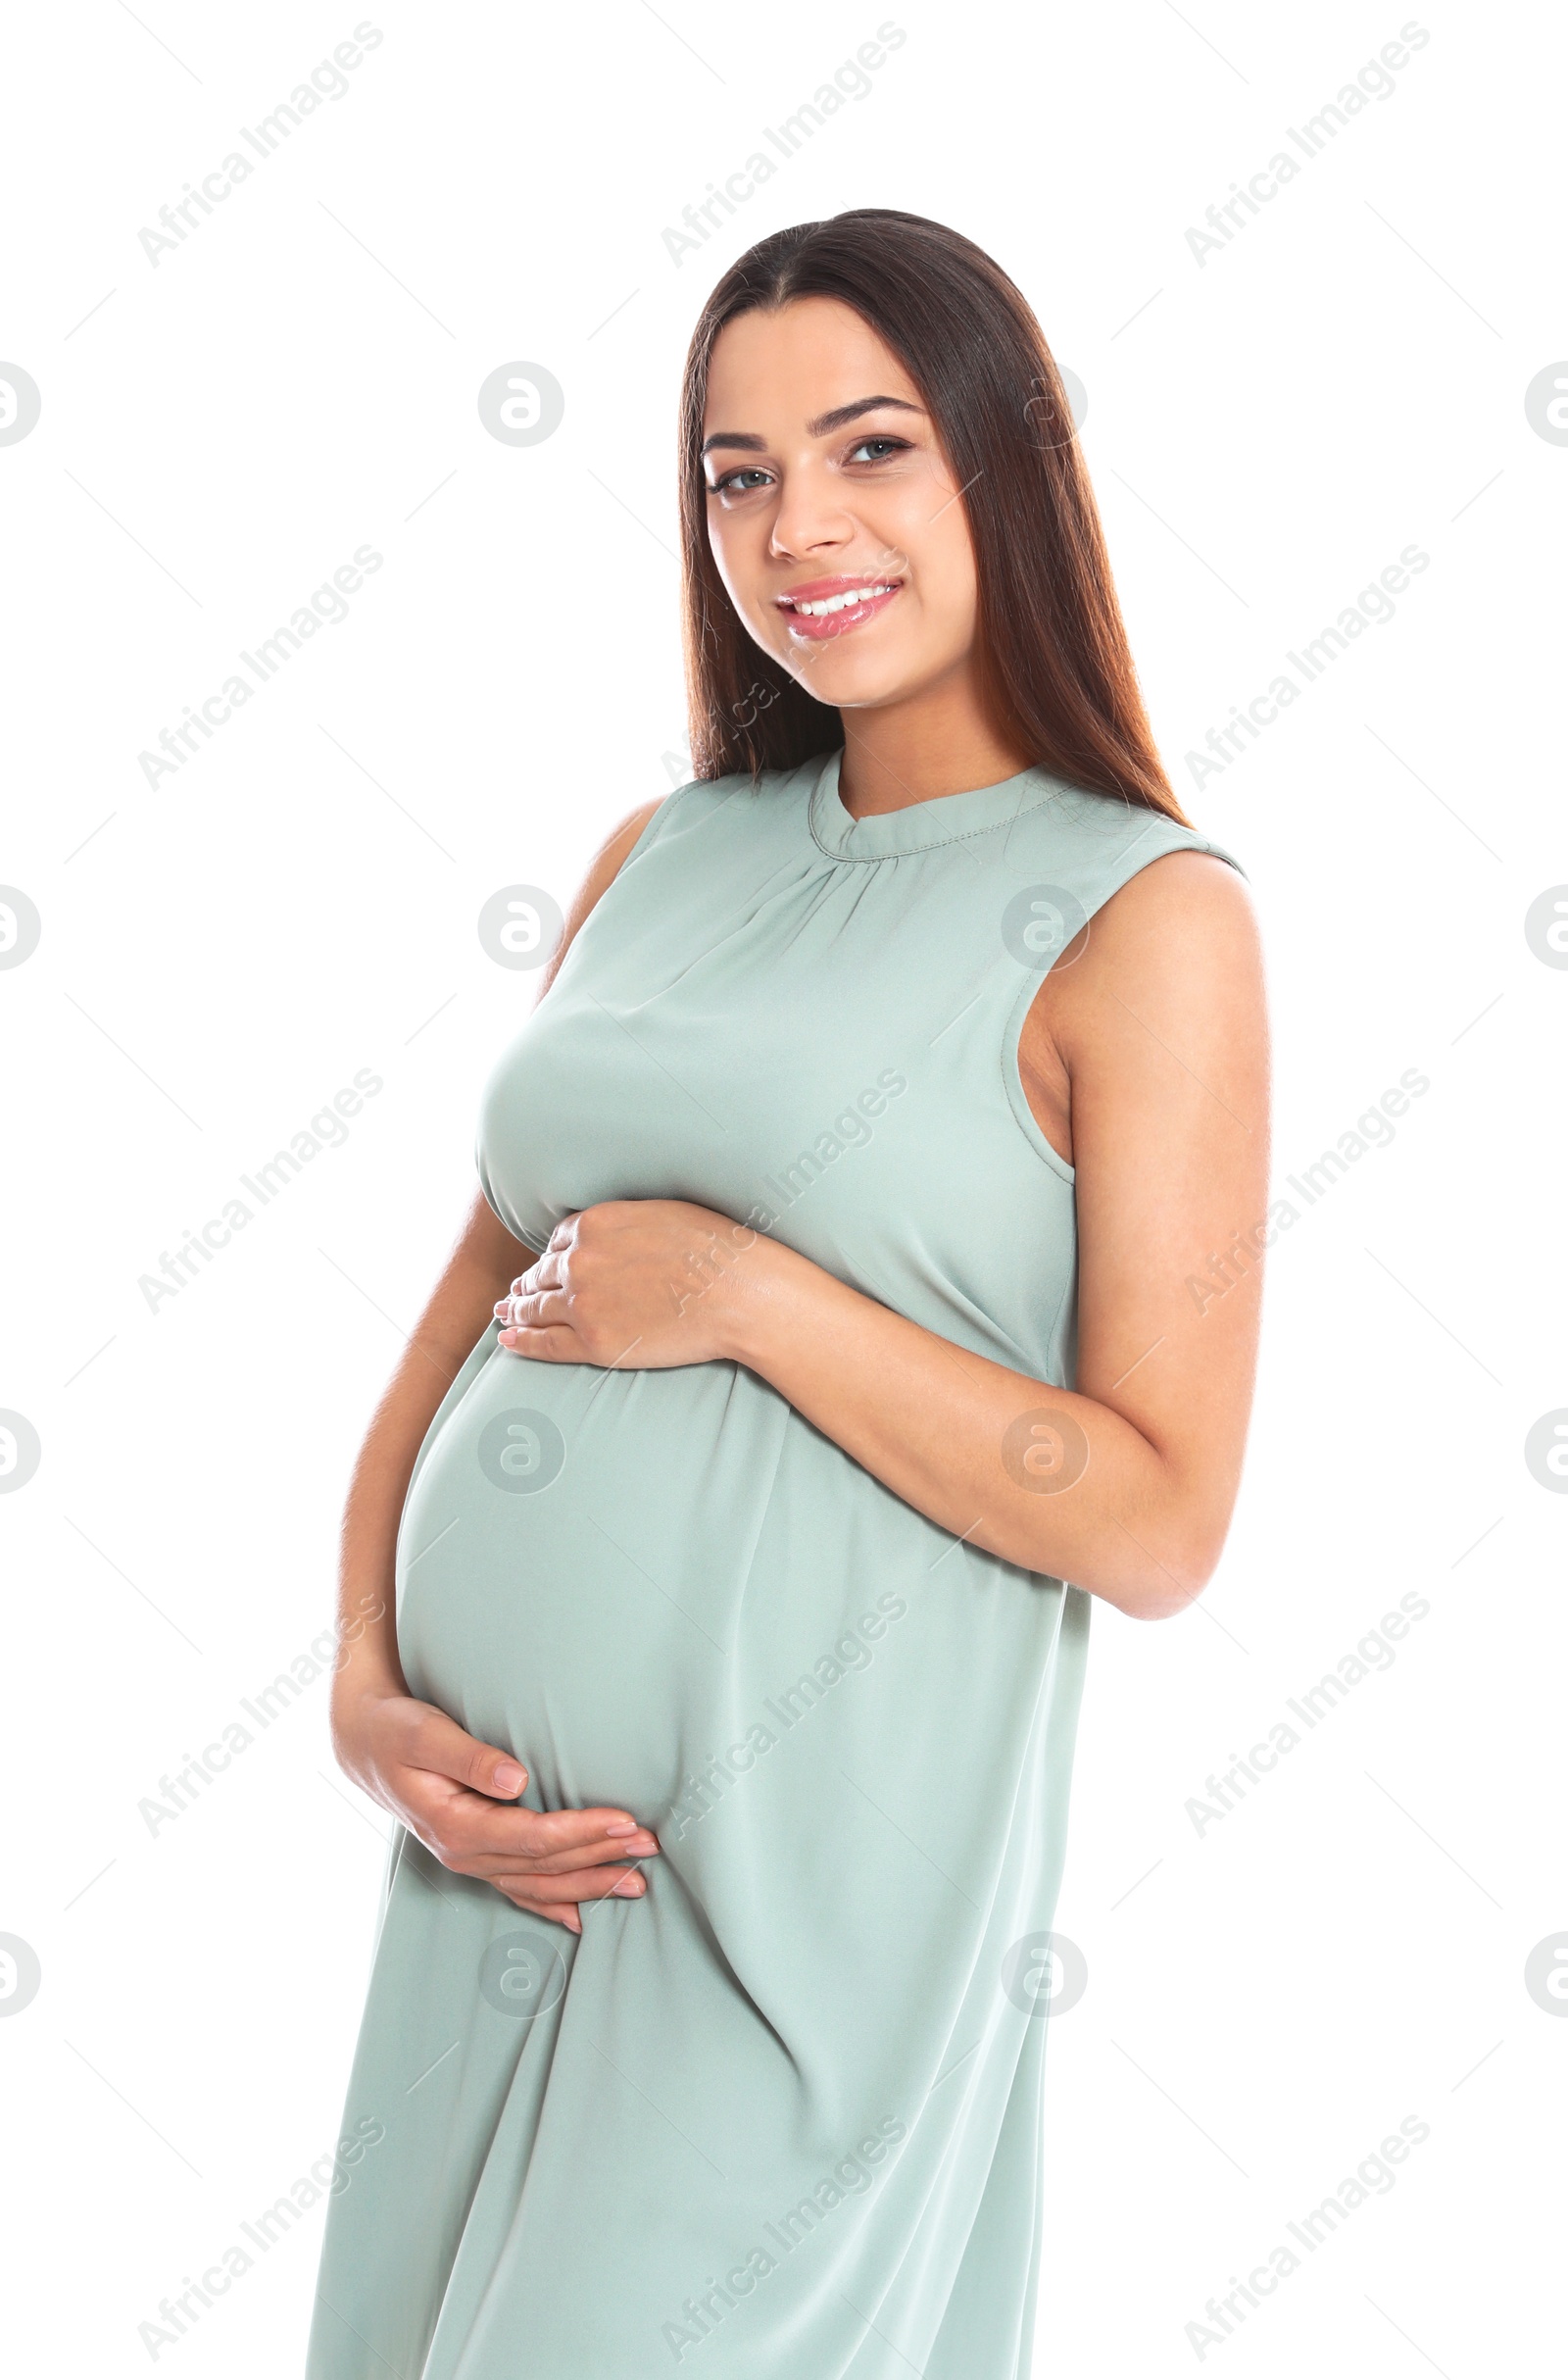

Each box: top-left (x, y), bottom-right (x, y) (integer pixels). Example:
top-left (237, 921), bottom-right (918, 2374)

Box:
top-left (703, 300), bottom-right (919, 428)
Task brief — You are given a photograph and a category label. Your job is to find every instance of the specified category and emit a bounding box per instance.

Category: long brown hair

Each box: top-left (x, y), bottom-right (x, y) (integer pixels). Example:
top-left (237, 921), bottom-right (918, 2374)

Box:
top-left (677, 208), bottom-right (1189, 824)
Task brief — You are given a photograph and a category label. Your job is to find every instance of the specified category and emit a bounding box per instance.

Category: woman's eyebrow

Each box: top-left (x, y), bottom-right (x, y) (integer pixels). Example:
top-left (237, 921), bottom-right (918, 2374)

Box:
top-left (807, 395), bottom-right (924, 438)
top-left (701, 396), bottom-right (925, 456)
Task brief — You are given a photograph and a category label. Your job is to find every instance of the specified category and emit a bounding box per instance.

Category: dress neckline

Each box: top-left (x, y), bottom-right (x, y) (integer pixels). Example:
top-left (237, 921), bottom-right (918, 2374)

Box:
top-left (807, 746), bottom-right (1067, 860)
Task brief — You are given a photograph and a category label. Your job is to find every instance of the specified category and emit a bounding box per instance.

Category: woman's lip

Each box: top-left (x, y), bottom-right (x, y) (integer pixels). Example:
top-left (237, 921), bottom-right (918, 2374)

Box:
top-left (778, 573), bottom-right (902, 603)
top-left (777, 582), bottom-right (902, 641)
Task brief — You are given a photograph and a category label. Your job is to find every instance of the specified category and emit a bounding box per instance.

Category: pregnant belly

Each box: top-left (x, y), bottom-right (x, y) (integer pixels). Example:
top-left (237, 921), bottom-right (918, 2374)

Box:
top-left (394, 1343), bottom-right (798, 1814)
top-left (394, 1337), bottom-right (1079, 1982)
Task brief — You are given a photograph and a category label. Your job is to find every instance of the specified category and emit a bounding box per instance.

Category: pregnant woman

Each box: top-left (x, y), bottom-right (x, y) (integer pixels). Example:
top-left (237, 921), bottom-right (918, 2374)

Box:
top-left (308, 209), bottom-right (1268, 2378)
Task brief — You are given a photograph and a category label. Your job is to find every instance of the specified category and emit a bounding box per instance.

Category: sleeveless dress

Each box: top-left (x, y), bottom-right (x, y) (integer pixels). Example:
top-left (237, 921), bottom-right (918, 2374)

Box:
top-left (307, 748), bottom-right (1244, 2379)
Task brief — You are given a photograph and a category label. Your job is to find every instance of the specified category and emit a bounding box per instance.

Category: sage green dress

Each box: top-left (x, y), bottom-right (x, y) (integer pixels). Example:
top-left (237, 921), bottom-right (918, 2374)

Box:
top-left (307, 749), bottom-right (1243, 2378)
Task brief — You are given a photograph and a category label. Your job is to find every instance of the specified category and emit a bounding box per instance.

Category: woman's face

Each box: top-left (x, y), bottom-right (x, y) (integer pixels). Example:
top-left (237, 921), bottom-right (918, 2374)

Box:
top-left (701, 296), bottom-right (981, 717)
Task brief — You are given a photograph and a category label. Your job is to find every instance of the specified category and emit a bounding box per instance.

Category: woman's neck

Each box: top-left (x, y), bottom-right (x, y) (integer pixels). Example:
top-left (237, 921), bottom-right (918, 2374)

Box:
top-left (834, 686), bottom-right (1032, 817)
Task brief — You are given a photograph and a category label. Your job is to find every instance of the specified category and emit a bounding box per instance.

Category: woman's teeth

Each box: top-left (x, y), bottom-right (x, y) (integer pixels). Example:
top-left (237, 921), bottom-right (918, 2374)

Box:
top-left (786, 583), bottom-right (897, 617)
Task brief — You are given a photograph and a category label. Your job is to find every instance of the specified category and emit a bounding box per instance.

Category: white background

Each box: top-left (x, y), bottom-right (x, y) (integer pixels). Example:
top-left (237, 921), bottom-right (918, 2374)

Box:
top-left (1, 1), bottom-right (1562, 2371)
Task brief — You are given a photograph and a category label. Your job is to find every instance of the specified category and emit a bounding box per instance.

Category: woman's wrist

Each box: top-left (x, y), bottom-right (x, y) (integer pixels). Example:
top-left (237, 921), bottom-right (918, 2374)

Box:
top-left (330, 1635), bottom-right (406, 1729)
top-left (710, 1229), bottom-right (817, 1372)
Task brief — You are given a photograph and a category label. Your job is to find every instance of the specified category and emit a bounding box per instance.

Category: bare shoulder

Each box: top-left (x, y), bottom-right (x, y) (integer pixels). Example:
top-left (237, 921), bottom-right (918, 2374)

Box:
top-left (537, 797), bottom-right (664, 997)
top-left (1094, 846), bottom-right (1257, 954)
top-left (1058, 849), bottom-right (1264, 1041)
top-left (1017, 848), bottom-right (1264, 1165)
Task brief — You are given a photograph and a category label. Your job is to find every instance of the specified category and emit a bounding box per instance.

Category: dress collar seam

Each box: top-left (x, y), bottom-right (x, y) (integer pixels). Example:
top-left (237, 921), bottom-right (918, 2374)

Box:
top-left (808, 784), bottom-right (1066, 862)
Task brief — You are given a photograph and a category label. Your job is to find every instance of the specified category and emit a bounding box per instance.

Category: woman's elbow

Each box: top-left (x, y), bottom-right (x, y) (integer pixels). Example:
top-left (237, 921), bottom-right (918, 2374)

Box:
top-left (1096, 1506), bottom-right (1232, 1622)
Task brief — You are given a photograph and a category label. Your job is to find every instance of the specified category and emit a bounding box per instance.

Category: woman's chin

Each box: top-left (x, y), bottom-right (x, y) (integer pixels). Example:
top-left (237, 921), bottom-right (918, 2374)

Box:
top-left (783, 649), bottom-right (928, 712)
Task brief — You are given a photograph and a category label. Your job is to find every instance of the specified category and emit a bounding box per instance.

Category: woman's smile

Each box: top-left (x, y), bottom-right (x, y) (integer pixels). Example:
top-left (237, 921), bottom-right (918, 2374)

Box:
top-left (775, 572), bottom-right (904, 639)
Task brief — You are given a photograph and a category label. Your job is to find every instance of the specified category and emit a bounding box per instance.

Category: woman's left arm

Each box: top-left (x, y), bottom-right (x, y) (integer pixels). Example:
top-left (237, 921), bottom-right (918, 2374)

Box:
top-left (497, 853), bottom-right (1269, 1621)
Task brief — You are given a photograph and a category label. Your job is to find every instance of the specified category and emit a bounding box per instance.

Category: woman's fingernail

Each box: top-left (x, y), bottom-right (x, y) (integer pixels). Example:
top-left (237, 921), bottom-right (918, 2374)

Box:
top-left (493, 1761), bottom-right (525, 1794)
top-left (612, 1874), bottom-right (645, 1897)
top-left (604, 1820), bottom-right (638, 1837)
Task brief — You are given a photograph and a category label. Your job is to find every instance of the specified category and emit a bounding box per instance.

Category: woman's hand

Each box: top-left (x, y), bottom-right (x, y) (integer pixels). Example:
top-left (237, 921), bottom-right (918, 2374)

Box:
top-left (331, 1683), bottom-right (660, 1936)
top-left (495, 1200), bottom-right (769, 1369)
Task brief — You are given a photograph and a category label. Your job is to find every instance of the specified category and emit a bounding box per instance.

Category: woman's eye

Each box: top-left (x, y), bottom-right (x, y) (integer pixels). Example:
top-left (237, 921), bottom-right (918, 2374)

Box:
top-left (846, 436), bottom-right (909, 465)
top-left (710, 467), bottom-right (773, 497)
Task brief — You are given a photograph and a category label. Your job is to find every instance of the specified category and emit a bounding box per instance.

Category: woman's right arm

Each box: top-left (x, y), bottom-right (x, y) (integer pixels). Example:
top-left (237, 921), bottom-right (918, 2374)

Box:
top-left (329, 797), bottom-right (663, 1932)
